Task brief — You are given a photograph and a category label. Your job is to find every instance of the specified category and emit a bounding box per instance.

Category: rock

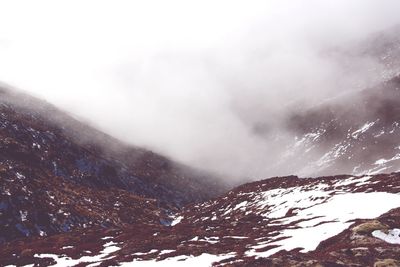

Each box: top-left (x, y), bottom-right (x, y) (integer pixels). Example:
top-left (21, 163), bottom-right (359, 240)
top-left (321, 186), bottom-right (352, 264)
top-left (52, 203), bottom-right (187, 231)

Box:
top-left (352, 220), bottom-right (388, 234)
top-left (291, 261), bottom-right (323, 267)
top-left (374, 259), bottom-right (400, 267)
top-left (20, 249), bottom-right (34, 257)
top-left (351, 247), bottom-right (370, 257)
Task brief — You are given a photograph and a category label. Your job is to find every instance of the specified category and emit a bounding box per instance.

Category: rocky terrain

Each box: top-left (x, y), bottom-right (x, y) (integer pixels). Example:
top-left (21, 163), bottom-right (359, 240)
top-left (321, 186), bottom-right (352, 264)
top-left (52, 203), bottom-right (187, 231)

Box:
top-left (2, 173), bottom-right (400, 266)
top-left (0, 88), bottom-right (226, 244)
top-left (277, 74), bottom-right (400, 177)
top-left (249, 25), bottom-right (400, 179)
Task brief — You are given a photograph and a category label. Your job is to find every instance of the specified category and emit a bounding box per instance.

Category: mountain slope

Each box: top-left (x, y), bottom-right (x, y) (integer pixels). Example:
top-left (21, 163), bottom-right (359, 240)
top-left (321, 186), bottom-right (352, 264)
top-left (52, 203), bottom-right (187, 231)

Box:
top-left (0, 87), bottom-right (226, 243)
top-left (251, 25), bottom-right (400, 179)
top-left (280, 74), bottom-right (400, 177)
top-left (2, 173), bottom-right (400, 266)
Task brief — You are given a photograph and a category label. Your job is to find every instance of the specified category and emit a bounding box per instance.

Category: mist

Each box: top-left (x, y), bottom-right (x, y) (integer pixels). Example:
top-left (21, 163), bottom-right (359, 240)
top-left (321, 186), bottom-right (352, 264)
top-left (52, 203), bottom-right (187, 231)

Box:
top-left (1, 0), bottom-right (400, 180)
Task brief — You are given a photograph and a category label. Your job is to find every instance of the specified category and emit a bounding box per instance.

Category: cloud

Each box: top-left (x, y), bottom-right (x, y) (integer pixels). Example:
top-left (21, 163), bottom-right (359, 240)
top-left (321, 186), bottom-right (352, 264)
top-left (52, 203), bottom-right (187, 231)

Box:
top-left (0, 0), bottom-right (400, 179)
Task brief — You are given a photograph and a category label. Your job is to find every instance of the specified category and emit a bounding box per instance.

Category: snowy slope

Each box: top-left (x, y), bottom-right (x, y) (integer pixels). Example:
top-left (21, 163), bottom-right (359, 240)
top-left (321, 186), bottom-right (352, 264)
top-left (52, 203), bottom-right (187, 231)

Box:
top-left (276, 75), bottom-right (400, 177)
top-left (251, 25), bottom-right (400, 179)
top-left (3, 173), bottom-right (400, 266)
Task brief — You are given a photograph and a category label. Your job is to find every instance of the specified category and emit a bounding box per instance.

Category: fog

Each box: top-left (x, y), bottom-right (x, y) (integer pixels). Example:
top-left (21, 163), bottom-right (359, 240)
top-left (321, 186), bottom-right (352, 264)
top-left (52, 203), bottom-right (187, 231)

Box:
top-left (1, 0), bottom-right (400, 179)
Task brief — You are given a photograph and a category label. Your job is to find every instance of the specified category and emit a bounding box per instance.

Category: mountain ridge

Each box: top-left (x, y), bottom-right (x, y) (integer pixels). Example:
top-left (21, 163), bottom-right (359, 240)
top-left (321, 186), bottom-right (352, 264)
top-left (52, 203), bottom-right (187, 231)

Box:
top-left (0, 86), bottom-right (228, 244)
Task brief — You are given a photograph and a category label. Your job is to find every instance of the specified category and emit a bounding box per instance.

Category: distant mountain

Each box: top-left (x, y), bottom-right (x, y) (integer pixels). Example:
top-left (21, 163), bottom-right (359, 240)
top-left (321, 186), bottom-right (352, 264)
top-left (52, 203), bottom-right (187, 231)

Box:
top-left (280, 74), bottom-right (400, 177)
top-left (3, 173), bottom-right (400, 266)
top-left (0, 87), bottom-right (226, 243)
top-left (239, 25), bottom-right (400, 179)
top-left (261, 26), bottom-right (400, 179)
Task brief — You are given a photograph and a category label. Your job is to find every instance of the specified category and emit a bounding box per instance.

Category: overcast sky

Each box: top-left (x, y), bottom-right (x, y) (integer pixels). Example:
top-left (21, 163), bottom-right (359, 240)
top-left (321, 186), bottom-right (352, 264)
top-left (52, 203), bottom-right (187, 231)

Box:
top-left (1, 0), bottom-right (400, 179)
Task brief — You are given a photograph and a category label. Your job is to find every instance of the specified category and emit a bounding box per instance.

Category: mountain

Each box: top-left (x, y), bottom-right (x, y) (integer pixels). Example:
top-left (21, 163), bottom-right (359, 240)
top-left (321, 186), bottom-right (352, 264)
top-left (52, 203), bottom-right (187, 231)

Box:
top-left (240, 26), bottom-right (400, 179)
top-left (279, 74), bottom-right (400, 177)
top-left (2, 25), bottom-right (400, 267)
top-left (2, 173), bottom-right (400, 266)
top-left (0, 87), bottom-right (227, 243)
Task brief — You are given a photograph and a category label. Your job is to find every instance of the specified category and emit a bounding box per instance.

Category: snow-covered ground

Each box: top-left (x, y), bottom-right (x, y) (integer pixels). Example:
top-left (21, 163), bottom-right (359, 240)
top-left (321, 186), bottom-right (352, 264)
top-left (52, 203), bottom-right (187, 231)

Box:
top-left (31, 241), bottom-right (121, 267)
top-left (247, 192), bottom-right (400, 258)
top-left (215, 175), bottom-right (400, 258)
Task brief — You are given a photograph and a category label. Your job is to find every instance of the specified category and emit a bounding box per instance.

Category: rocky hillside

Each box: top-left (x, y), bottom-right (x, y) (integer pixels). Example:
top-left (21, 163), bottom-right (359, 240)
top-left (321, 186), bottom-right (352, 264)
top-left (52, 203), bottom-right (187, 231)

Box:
top-left (0, 87), bottom-right (226, 243)
top-left (247, 25), bottom-right (400, 179)
top-left (2, 173), bottom-right (400, 266)
top-left (278, 74), bottom-right (400, 177)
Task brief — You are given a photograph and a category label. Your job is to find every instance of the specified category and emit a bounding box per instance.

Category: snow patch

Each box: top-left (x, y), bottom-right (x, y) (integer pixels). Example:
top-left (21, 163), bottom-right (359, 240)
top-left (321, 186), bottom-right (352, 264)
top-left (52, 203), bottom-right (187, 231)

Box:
top-left (247, 192), bottom-right (400, 258)
top-left (372, 228), bottom-right (400, 244)
top-left (335, 176), bottom-right (372, 187)
top-left (170, 216), bottom-right (183, 226)
top-left (374, 153), bottom-right (400, 166)
top-left (34, 241), bottom-right (121, 266)
top-left (233, 201), bottom-right (248, 211)
top-left (351, 121), bottom-right (376, 139)
top-left (133, 250), bottom-right (158, 256)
